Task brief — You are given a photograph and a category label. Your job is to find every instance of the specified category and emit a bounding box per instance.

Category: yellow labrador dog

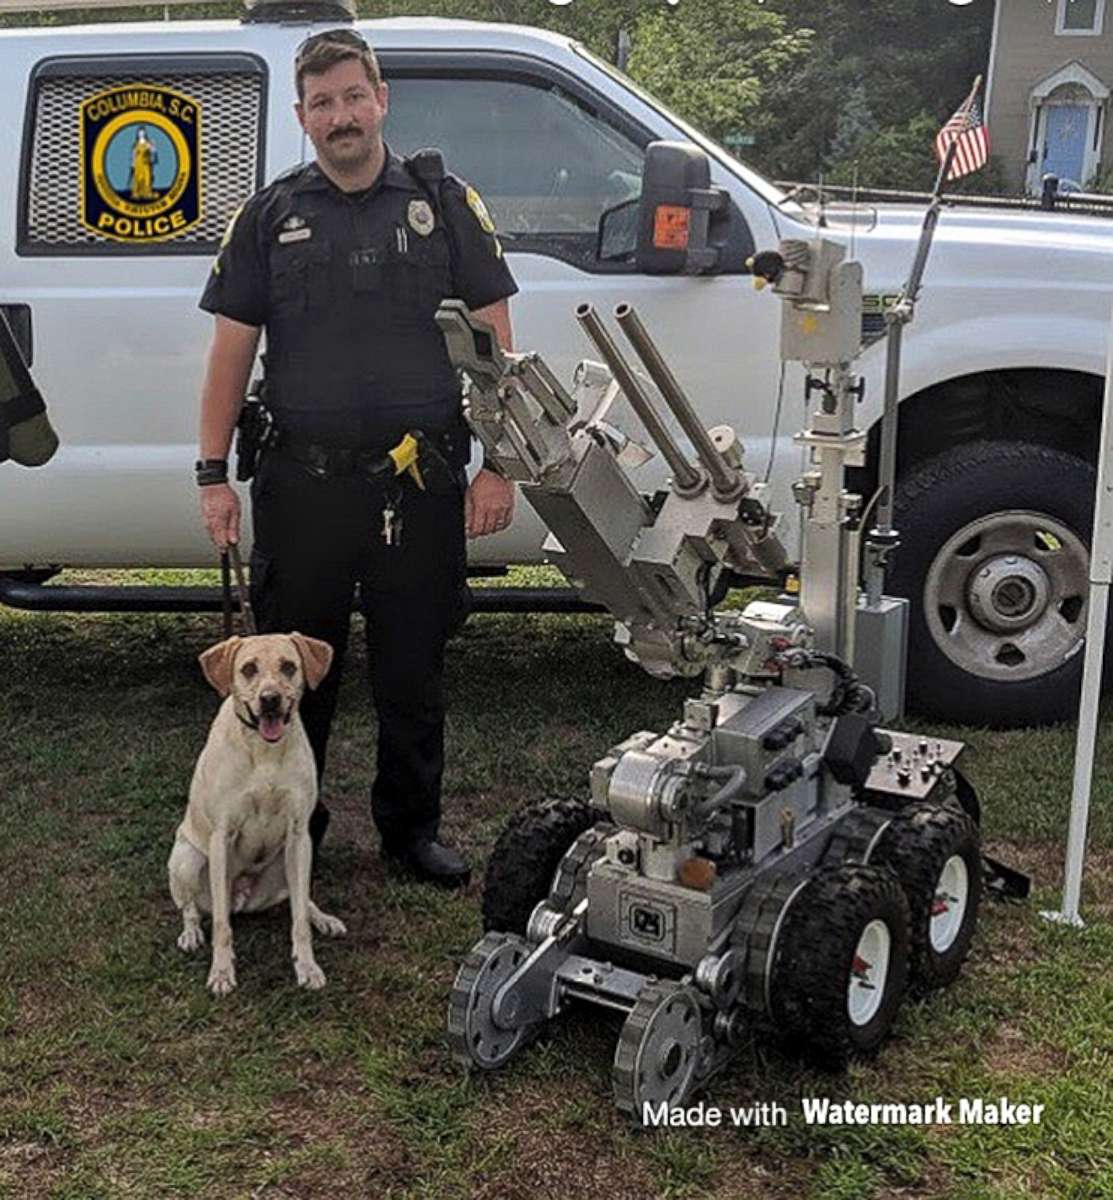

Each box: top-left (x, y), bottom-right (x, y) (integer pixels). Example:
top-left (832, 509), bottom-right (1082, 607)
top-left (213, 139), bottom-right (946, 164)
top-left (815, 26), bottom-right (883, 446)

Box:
top-left (168, 632), bottom-right (346, 995)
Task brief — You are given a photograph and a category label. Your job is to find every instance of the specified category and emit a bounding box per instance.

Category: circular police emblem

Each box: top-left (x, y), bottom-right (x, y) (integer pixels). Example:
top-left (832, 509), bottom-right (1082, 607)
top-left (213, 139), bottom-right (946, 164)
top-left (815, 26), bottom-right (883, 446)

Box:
top-left (80, 84), bottom-right (202, 244)
top-left (465, 186), bottom-right (496, 235)
top-left (407, 199), bottom-right (435, 237)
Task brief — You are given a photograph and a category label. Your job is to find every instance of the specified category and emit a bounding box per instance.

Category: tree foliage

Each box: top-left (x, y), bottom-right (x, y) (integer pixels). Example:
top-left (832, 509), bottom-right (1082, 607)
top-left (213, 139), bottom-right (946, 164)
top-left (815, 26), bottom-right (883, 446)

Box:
top-left (753, 0), bottom-right (996, 187)
top-left (2, 0), bottom-right (999, 192)
top-left (625, 0), bottom-right (811, 143)
top-left (825, 111), bottom-right (1007, 195)
top-left (406, 0), bottom-right (996, 192)
top-left (827, 81), bottom-right (877, 169)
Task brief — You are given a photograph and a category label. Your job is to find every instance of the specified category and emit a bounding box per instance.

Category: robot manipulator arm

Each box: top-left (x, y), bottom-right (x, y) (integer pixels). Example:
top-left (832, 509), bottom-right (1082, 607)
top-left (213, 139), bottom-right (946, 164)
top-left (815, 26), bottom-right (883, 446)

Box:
top-left (437, 298), bottom-right (797, 679)
top-left (436, 299), bottom-right (581, 484)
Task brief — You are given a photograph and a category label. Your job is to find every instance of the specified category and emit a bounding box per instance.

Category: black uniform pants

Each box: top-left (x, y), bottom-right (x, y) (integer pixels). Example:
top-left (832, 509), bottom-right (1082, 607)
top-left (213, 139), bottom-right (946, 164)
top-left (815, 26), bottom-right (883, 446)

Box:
top-left (249, 449), bottom-right (468, 850)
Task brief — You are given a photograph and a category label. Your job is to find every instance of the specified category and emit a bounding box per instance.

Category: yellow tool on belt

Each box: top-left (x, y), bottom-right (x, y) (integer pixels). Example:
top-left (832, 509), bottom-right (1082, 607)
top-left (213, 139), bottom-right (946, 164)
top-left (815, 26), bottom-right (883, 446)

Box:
top-left (386, 432), bottom-right (425, 490)
top-left (373, 429), bottom-right (457, 492)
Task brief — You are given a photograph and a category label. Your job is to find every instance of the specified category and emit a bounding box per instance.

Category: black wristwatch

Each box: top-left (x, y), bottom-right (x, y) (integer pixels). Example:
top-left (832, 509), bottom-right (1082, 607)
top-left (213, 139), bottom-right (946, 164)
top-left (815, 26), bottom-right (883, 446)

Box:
top-left (481, 456), bottom-right (506, 479)
top-left (195, 457), bottom-right (229, 486)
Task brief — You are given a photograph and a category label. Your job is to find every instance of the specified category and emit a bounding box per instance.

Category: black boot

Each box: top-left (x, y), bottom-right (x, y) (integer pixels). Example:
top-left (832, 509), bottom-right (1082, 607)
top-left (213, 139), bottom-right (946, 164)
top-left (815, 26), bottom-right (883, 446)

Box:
top-left (384, 838), bottom-right (470, 888)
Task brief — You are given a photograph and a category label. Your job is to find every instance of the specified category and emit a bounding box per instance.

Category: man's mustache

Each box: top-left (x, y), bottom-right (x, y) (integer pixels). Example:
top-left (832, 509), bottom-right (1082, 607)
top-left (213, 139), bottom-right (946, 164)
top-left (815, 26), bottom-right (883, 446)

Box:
top-left (328, 125), bottom-right (363, 141)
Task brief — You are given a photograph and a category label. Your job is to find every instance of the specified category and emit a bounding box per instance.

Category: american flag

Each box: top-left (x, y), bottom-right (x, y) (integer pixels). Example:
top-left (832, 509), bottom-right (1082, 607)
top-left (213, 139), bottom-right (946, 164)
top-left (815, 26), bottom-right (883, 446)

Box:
top-left (934, 96), bottom-right (990, 180)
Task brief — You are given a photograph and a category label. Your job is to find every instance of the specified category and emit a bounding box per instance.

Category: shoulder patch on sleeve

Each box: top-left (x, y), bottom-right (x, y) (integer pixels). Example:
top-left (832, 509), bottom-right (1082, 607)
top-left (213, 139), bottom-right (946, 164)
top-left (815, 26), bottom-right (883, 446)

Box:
top-left (221, 203), bottom-right (244, 248)
top-left (212, 203), bottom-right (245, 276)
top-left (465, 186), bottom-right (497, 235)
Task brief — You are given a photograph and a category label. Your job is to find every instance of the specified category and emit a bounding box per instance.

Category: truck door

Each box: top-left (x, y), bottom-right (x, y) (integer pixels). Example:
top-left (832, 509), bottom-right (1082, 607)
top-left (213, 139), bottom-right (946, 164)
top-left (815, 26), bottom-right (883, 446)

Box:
top-left (380, 53), bottom-right (784, 564)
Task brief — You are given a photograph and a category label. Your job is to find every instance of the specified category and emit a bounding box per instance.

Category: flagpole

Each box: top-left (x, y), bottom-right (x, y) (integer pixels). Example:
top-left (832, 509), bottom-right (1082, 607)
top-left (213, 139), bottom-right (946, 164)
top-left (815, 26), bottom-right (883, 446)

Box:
top-left (1041, 302), bottom-right (1113, 929)
top-left (865, 78), bottom-right (982, 605)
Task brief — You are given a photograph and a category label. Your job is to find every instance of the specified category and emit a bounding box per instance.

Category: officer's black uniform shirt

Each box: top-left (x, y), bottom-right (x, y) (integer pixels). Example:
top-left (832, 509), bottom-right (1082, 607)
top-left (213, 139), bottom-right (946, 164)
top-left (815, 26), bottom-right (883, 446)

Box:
top-left (200, 148), bottom-right (517, 448)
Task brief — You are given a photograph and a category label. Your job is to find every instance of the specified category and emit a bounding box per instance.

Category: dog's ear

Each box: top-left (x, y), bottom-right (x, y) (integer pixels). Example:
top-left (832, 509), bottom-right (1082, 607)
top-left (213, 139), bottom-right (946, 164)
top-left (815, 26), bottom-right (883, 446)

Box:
top-left (199, 637), bottom-right (242, 697)
top-left (289, 632), bottom-right (334, 691)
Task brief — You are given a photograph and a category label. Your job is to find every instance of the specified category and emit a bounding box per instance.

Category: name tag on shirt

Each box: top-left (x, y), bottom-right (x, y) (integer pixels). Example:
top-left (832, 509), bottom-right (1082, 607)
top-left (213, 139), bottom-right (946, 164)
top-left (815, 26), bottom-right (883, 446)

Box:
top-left (278, 227), bottom-right (312, 244)
top-left (350, 247), bottom-right (382, 292)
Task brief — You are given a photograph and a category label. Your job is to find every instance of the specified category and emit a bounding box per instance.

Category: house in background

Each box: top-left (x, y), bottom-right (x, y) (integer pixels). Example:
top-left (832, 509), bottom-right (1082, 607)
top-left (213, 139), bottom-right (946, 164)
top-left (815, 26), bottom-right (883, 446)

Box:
top-left (986, 0), bottom-right (1113, 193)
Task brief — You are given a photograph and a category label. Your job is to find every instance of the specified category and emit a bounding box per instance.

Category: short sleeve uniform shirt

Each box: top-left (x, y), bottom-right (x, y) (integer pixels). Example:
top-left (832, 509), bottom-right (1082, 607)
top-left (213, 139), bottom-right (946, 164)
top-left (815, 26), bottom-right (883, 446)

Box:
top-left (200, 150), bottom-right (517, 446)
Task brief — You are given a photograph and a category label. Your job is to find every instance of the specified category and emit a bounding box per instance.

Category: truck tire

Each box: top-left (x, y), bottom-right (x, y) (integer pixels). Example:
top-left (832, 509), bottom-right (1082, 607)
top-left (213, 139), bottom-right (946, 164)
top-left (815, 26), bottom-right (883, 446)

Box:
top-left (872, 801), bottom-right (981, 992)
top-left (769, 863), bottom-right (909, 1061)
top-left (890, 441), bottom-right (1095, 727)
top-left (481, 797), bottom-right (609, 936)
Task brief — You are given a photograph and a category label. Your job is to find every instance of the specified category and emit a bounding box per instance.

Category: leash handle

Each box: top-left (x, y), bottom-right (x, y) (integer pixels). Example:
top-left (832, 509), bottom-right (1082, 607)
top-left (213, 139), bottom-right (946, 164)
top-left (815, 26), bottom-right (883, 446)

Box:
top-left (219, 544), bottom-right (257, 636)
top-left (220, 550), bottom-right (234, 639)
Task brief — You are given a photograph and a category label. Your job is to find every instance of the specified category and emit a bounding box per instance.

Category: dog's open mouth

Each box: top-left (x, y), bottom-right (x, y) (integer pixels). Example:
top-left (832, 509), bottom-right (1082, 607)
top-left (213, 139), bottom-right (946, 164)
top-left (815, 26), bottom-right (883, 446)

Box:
top-left (243, 703), bottom-right (293, 743)
top-left (259, 713), bottom-right (287, 743)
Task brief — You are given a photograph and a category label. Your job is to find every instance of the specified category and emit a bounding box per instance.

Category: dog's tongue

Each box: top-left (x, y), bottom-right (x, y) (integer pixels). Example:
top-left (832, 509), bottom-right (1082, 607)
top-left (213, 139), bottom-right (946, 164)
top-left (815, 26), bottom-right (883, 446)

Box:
top-left (259, 714), bottom-right (285, 743)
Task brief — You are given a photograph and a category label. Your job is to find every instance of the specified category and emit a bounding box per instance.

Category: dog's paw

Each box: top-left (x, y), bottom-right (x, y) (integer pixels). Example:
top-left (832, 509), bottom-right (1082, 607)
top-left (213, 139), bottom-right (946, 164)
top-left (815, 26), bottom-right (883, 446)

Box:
top-left (310, 908), bottom-right (347, 938)
top-left (294, 958), bottom-right (326, 990)
top-left (177, 925), bottom-right (205, 953)
top-left (207, 960), bottom-right (237, 996)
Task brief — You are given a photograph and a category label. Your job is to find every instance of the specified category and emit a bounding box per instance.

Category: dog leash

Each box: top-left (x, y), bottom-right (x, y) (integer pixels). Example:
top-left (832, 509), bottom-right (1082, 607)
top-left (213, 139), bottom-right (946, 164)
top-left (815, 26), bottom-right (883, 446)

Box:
top-left (220, 544), bottom-right (257, 637)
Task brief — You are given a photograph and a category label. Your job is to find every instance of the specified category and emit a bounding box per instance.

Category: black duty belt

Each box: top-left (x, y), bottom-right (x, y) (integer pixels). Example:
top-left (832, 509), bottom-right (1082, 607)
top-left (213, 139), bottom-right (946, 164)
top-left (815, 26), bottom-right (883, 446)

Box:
top-left (271, 436), bottom-right (396, 478)
top-left (269, 428), bottom-right (462, 480)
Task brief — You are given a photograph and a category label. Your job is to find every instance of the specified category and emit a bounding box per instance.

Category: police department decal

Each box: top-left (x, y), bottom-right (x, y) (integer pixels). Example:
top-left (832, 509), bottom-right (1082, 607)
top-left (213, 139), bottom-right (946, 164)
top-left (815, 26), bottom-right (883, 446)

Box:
top-left (80, 84), bottom-right (202, 243)
top-left (407, 199), bottom-right (435, 237)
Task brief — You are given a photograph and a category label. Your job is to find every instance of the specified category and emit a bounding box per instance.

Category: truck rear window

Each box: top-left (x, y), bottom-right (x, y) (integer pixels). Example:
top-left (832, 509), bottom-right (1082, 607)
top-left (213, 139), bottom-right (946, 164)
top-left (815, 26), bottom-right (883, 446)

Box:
top-left (19, 54), bottom-right (267, 256)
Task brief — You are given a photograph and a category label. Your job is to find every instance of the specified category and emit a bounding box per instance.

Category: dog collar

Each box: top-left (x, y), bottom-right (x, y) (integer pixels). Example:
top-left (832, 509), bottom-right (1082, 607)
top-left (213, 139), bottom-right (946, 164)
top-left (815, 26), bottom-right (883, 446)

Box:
top-left (236, 702), bottom-right (293, 733)
top-left (236, 704), bottom-right (260, 732)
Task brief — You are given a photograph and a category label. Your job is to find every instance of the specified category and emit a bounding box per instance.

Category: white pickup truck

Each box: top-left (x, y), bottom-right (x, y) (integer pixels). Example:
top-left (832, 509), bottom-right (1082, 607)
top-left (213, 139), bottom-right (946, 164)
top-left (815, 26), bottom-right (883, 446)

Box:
top-left (2, 5), bottom-right (1111, 729)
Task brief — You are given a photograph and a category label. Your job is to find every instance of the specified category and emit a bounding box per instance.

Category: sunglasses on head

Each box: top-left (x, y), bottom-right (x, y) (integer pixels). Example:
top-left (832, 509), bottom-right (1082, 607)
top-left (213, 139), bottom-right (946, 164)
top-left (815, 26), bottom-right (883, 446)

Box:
top-left (295, 28), bottom-right (370, 63)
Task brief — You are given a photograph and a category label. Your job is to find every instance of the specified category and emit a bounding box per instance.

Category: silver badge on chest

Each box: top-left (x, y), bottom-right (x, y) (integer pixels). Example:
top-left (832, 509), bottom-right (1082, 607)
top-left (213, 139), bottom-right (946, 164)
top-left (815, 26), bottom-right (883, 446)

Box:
top-left (407, 199), bottom-right (435, 237)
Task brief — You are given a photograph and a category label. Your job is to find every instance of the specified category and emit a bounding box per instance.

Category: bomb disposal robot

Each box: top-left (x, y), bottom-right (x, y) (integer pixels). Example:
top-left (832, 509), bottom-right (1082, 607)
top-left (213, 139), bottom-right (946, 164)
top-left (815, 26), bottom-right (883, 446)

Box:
top-left (440, 157), bottom-right (1016, 1115)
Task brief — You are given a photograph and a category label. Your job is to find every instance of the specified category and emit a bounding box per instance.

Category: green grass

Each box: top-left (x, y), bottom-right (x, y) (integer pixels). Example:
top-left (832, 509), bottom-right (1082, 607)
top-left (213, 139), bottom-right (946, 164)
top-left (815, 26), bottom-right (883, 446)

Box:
top-left (1, 575), bottom-right (1110, 1199)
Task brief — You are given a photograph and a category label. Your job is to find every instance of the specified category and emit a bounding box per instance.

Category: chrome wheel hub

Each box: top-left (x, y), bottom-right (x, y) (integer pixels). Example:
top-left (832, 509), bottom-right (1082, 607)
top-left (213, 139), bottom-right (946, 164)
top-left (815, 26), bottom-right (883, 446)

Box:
top-left (966, 554), bottom-right (1050, 632)
top-left (924, 511), bottom-right (1088, 682)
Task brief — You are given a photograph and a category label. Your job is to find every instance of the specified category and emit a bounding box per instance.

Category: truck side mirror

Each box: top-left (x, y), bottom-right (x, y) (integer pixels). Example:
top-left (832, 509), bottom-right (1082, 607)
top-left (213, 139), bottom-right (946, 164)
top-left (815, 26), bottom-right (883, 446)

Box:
top-left (634, 141), bottom-right (728, 275)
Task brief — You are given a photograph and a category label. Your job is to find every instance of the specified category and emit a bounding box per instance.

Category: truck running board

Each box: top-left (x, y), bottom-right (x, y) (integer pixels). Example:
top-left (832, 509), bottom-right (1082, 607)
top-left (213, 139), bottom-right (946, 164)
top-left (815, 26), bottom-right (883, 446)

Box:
top-left (0, 576), bottom-right (605, 616)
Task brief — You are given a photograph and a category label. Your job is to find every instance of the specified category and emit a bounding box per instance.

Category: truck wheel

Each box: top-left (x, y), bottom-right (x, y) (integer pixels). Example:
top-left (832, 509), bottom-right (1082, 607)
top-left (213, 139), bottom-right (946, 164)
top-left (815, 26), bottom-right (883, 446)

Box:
top-left (769, 863), bottom-right (909, 1060)
top-left (481, 797), bottom-right (609, 935)
top-left (872, 801), bottom-right (982, 992)
top-left (890, 441), bottom-right (1094, 728)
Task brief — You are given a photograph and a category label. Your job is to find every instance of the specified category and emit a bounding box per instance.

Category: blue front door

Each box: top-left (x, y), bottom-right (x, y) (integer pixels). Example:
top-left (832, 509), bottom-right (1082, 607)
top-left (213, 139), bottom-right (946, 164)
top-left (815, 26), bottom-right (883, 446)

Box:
top-left (1044, 104), bottom-right (1089, 185)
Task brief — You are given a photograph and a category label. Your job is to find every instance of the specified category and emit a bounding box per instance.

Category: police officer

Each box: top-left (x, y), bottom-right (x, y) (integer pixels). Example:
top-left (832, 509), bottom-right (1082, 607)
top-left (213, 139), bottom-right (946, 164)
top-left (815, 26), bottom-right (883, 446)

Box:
top-left (195, 30), bottom-right (518, 887)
